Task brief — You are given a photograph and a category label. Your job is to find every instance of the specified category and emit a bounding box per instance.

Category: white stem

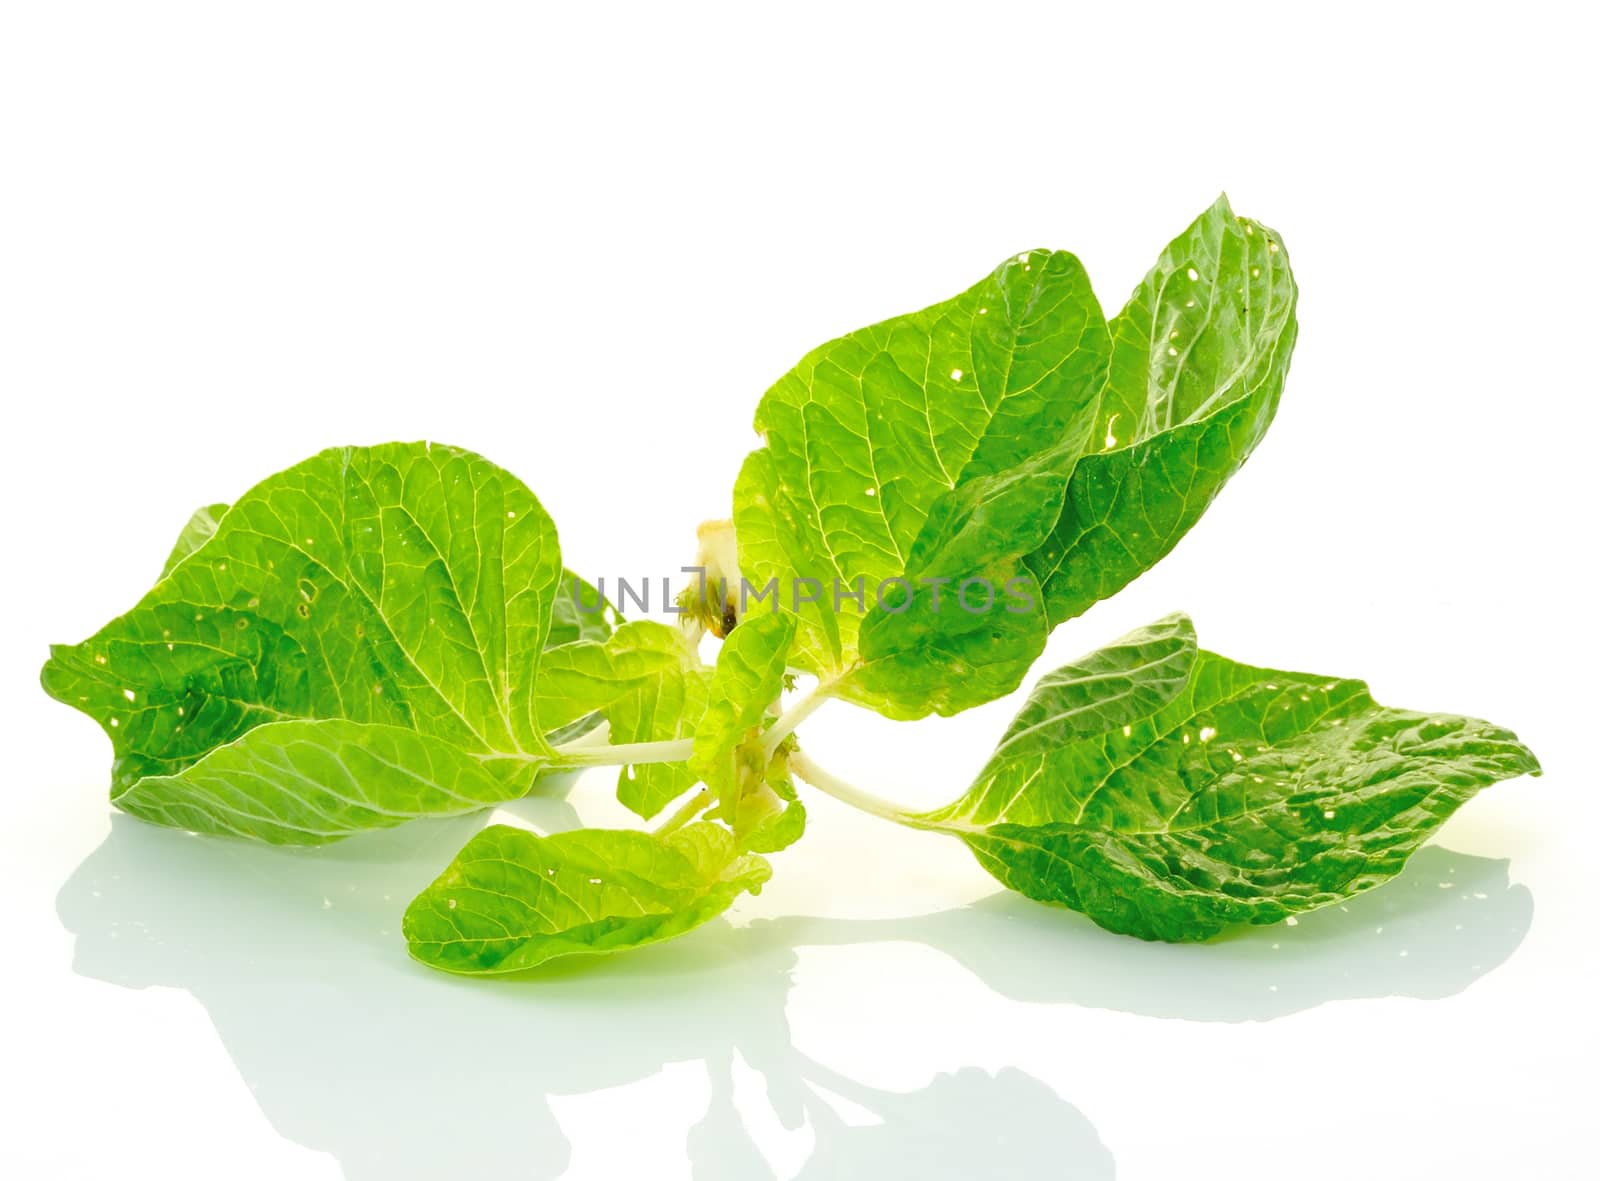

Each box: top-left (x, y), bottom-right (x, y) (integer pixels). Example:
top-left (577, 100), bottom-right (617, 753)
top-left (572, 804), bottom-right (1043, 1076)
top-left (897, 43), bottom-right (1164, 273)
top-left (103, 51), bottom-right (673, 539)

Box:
top-left (762, 681), bottom-right (834, 757)
top-left (555, 737), bottom-right (696, 768)
top-left (652, 787), bottom-right (713, 835)
top-left (788, 751), bottom-right (929, 828)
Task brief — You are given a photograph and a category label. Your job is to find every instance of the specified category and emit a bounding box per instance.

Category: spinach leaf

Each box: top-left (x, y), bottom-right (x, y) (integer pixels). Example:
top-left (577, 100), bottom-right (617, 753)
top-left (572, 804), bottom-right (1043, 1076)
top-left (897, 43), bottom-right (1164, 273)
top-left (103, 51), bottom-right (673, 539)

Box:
top-left (981, 611), bottom-right (1197, 753)
top-left (545, 570), bottom-right (620, 647)
top-left (113, 719), bottom-right (537, 844)
top-left (734, 197), bottom-right (1299, 720)
top-left (737, 750), bottom-right (807, 853)
top-left (537, 619), bottom-right (713, 819)
top-left (162, 498), bottom-right (615, 647)
top-left (920, 615), bottom-right (1541, 940)
top-left (734, 250), bottom-right (1110, 718)
top-left (159, 502), bottom-right (231, 578)
top-left (42, 442), bottom-right (568, 841)
top-left (1026, 196), bottom-right (1298, 625)
top-left (609, 666), bottom-right (713, 820)
top-left (403, 821), bottom-right (771, 973)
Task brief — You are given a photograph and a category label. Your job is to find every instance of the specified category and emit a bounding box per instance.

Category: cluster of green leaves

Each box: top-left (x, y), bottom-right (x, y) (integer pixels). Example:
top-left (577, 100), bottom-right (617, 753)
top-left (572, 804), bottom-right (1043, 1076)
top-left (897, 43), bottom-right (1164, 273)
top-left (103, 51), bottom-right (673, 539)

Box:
top-left (736, 194), bottom-right (1294, 720)
top-left (42, 197), bottom-right (1539, 973)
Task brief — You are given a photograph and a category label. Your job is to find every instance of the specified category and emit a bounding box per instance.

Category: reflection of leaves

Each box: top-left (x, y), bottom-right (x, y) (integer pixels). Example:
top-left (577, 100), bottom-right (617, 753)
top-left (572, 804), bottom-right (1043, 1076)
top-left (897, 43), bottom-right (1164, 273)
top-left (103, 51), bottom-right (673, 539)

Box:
top-left (56, 816), bottom-right (1529, 1178)
top-left (741, 845), bottom-right (1532, 1023)
top-left (794, 1066), bottom-right (1113, 1181)
top-left (690, 1053), bottom-right (781, 1181)
top-left (688, 1058), bottom-right (1112, 1181)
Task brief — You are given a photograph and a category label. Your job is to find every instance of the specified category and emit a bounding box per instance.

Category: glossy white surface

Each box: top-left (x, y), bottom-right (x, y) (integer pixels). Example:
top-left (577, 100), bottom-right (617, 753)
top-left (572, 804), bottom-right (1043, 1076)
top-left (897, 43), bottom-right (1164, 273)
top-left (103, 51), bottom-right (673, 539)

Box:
top-left (2, 4), bottom-right (1592, 1177)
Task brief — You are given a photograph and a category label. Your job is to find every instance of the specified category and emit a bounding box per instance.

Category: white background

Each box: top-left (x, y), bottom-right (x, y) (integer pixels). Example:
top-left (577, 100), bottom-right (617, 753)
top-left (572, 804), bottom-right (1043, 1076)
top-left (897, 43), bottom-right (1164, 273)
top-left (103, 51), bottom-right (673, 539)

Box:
top-left (2, 3), bottom-right (1593, 1178)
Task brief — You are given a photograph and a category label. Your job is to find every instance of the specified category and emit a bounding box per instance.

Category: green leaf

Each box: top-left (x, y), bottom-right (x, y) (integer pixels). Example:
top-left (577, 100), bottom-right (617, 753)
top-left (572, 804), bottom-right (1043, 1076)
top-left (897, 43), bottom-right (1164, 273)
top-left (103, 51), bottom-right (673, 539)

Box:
top-left (546, 570), bottom-right (620, 647)
top-left (846, 431), bottom-right (1084, 718)
top-left (610, 666), bottom-right (713, 820)
top-left (738, 751), bottom-right (807, 853)
top-left (403, 821), bottom-right (771, 974)
top-left (536, 621), bottom-right (697, 731)
top-left (741, 798), bottom-right (807, 854)
top-left (537, 620), bottom-right (713, 819)
top-left (981, 611), bottom-right (1197, 757)
top-left (923, 615), bottom-right (1541, 941)
top-left (115, 719), bottom-right (536, 844)
top-left (1026, 195), bottom-right (1299, 626)
top-left (690, 612), bottom-right (797, 831)
top-left (159, 503), bottom-right (230, 579)
top-left (163, 499), bottom-right (613, 647)
top-left (42, 442), bottom-right (567, 841)
top-left (734, 250), bottom-right (1110, 718)
top-left (733, 199), bottom-right (1298, 718)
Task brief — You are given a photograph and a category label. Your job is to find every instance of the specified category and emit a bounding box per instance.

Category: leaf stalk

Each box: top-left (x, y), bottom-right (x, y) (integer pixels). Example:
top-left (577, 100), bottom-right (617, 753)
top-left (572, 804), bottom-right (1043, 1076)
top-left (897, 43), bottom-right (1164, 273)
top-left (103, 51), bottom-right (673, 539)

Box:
top-left (652, 787), bottom-right (714, 835)
top-left (761, 679), bottom-right (835, 757)
top-left (554, 736), bottom-right (697, 768)
top-left (787, 750), bottom-right (935, 829)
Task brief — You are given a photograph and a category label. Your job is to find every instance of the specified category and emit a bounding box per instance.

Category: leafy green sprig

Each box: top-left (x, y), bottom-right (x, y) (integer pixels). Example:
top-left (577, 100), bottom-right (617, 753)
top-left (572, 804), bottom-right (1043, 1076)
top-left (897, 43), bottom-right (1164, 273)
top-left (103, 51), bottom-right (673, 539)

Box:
top-left (42, 197), bottom-right (1539, 973)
